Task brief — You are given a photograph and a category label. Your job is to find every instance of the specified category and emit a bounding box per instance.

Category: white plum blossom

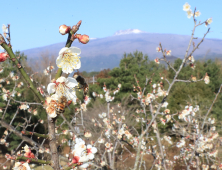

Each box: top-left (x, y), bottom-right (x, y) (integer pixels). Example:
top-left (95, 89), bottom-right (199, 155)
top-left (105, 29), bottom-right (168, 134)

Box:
top-left (205, 18), bottom-right (213, 27)
top-left (56, 47), bottom-right (81, 74)
top-left (195, 10), bottom-right (201, 17)
top-left (154, 58), bottom-right (160, 64)
top-left (99, 94), bottom-right (103, 99)
top-left (44, 69), bottom-right (49, 75)
top-left (162, 102), bottom-right (168, 108)
top-left (98, 138), bottom-right (105, 143)
top-left (105, 90), bottom-right (114, 102)
top-left (166, 50), bottom-right (171, 56)
top-left (86, 144), bottom-right (97, 159)
top-left (0, 138), bottom-right (6, 144)
top-left (71, 138), bottom-right (97, 169)
top-left (204, 73), bottom-right (210, 84)
top-left (98, 112), bottom-right (106, 118)
top-left (183, 2), bottom-right (191, 11)
top-left (10, 72), bottom-right (14, 78)
top-left (2, 24), bottom-right (7, 33)
top-left (100, 161), bottom-right (106, 166)
top-left (84, 95), bottom-right (91, 105)
top-left (47, 76), bottom-right (78, 102)
top-left (84, 132), bottom-right (92, 138)
top-left (20, 104), bottom-right (29, 110)
top-left (13, 162), bottom-right (31, 170)
top-left (186, 9), bottom-right (193, 18)
top-left (46, 94), bottom-right (58, 118)
top-left (2, 94), bottom-right (7, 101)
top-left (92, 92), bottom-right (97, 97)
top-left (156, 47), bottom-right (161, 52)
top-left (164, 136), bottom-right (172, 144)
top-left (176, 138), bottom-right (186, 148)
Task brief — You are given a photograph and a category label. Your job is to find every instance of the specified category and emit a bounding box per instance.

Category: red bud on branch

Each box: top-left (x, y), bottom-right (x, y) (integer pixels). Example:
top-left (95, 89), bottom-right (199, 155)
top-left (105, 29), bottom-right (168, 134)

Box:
top-left (78, 34), bottom-right (89, 44)
top-left (59, 25), bottom-right (71, 35)
top-left (0, 52), bottom-right (8, 62)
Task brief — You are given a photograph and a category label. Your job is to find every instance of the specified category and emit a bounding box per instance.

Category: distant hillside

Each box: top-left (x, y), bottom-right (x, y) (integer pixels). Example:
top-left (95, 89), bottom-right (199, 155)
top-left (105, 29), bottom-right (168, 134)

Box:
top-left (22, 30), bottom-right (222, 72)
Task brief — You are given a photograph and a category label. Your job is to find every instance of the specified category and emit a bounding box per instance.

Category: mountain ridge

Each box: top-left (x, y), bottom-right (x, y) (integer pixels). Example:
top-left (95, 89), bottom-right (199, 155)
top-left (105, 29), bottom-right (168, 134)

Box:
top-left (22, 31), bottom-right (222, 72)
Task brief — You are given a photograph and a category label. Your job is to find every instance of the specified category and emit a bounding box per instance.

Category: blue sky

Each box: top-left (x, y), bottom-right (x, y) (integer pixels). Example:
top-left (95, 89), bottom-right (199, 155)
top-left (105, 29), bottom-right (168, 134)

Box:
top-left (1, 0), bottom-right (221, 51)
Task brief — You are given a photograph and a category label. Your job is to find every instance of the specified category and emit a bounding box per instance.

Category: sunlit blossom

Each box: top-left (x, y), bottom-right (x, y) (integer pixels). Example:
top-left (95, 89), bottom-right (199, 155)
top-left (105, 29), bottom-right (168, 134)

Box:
top-left (20, 104), bottom-right (29, 110)
top-left (166, 50), bottom-right (171, 56)
top-left (13, 162), bottom-right (31, 170)
top-left (186, 9), bottom-right (193, 18)
top-left (204, 73), bottom-right (210, 84)
top-left (2, 94), bottom-right (7, 101)
top-left (195, 10), bottom-right (201, 17)
top-left (56, 47), bottom-right (81, 74)
top-left (84, 132), bottom-right (92, 138)
top-left (183, 2), bottom-right (191, 11)
top-left (47, 76), bottom-right (78, 102)
top-left (59, 24), bottom-right (71, 35)
top-left (205, 18), bottom-right (213, 26)
top-left (2, 24), bottom-right (7, 33)
top-left (154, 58), bottom-right (159, 64)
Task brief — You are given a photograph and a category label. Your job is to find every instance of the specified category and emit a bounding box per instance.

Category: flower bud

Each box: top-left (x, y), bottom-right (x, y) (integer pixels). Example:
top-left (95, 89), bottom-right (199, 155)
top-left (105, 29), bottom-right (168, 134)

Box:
top-left (0, 53), bottom-right (8, 62)
top-left (75, 34), bottom-right (81, 39)
top-left (59, 25), bottom-right (71, 35)
top-left (78, 34), bottom-right (89, 44)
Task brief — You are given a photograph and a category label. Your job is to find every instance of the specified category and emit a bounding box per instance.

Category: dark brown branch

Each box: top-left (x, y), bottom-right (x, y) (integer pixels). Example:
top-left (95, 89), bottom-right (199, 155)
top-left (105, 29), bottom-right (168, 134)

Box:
top-left (0, 119), bottom-right (44, 150)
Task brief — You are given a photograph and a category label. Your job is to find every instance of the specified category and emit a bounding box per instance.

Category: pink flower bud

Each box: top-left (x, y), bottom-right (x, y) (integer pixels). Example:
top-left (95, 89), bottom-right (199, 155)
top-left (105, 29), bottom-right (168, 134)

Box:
top-left (59, 25), bottom-right (71, 35)
top-left (0, 53), bottom-right (8, 62)
top-left (75, 34), bottom-right (81, 39)
top-left (78, 34), bottom-right (89, 44)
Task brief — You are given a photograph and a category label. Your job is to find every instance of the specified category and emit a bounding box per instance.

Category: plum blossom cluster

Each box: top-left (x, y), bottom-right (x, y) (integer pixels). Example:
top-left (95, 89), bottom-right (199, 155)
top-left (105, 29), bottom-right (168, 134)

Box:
top-left (135, 81), bottom-right (168, 106)
top-left (92, 83), bottom-right (121, 103)
top-left (2, 144), bottom-right (50, 169)
top-left (59, 24), bottom-right (89, 44)
top-left (46, 76), bottom-right (78, 118)
top-left (187, 55), bottom-right (195, 69)
top-left (46, 76), bottom-right (91, 118)
top-left (68, 137), bottom-right (97, 169)
top-left (43, 65), bottom-right (54, 75)
top-left (0, 70), bottom-right (23, 101)
top-left (155, 46), bottom-right (172, 64)
top-left (169, 105), bottom-right (221, 169)
top-left (183, 2), bottom-right (212, 26)
top-left (0, 130), bottom-right (9, 147)
top-left (45, 30), bottom-right (90, 118)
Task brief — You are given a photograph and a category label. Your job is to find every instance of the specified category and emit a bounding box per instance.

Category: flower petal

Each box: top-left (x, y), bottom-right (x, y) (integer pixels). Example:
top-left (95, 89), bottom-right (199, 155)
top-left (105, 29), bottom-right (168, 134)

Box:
top-left (66, 77), bottom-right (78, 88)
top-left (79, 163), bottom-right (89, 169)
top-left (88, 154), bottom-right (94, 160)
top-left (91, 147), bottom-right (97, 153)
top-left (74, 61), bottom-right (81, 69)
top-left (59, 47), bottom-right (69, 56)
top-left (65, 89), bottom-right (77, 102)
top-left (47, 83), bottom-right (56, 94)
top-left (51, 94), bottom-right (59, 101)
top-left (56, 57), bottom-right (63, 68)
top-left (56, 76), bottom-right (66, 83)
top-left (70, 47), bottom-right (81, 55)
top-left (87, 144), bottom-right (92, 149)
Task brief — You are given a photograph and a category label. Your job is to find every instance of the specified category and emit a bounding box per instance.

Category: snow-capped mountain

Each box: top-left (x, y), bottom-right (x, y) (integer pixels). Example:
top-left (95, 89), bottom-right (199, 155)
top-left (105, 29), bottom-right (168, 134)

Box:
top-left (113, 29), bottom-right (147, 36)
top-left (23, 32), bottom-right (222, 72)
